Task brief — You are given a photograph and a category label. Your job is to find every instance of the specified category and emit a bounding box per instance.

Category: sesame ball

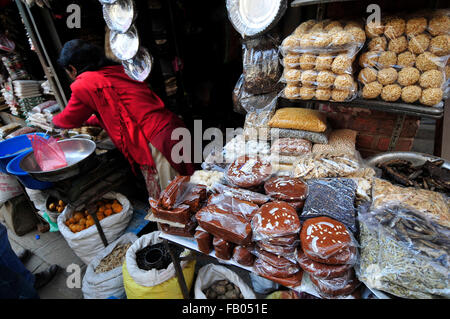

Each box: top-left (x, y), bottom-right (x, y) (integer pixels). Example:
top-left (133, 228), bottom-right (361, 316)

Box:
top-left (362, 81), bottom-right (383, 99)
top-left (368, 36), bottom-right (387, 51)
top-left (408, 34), bottom-right (430, 54)
top-left (315, 88), bottom-right (332, 101)
top-left (313, 32), bottom-right (332, 47)
top-left (299, 53), bottom-right (316, 70)
top-left (397, 51), bottom-right (416, 68)
top-left (284, 69), bottom-right (302, 83)
top-left (299, 87), bottom-right (315, 100)
top-left (416, 52), bottom-right (440, 72)
top-left (347, 27), bottom-right (366, 44)
top-left (282, 35), bottom-right (300, 51)
top-left (405, 17), bottom-right (428, 36)
top-left (310, 21), bottom-right (325, 32)
top-left (365, 21), bottom-right (384, 38)
top-left (332, 54), bottom-right (352, 74)
top-left (359, 51), bottom-right (380, 68)
top-left (358, 67), bottom-right (378, 84)
top-left (377, 67), bottom-right (398, 85)
top-left (316, 71), bottom-right (336, 88)
top-left (301, 70), bottom-right (317, 86)
top-left (294, 20), bottom-right (316, 35)
top-left (284, 85), bottom-right (301, 99)
top-left (388, 36), bottom-right (408, 53)
top-left (299, 33), bottom-right (316, 47)
top-left (384, 17), bottom-right (406, 39)
top-left (315, 54), bottom-right (334, 71)
top-left (397, 67), bottom-right (420, 86)
top-left (378, 51), bottom-right (397, 68)
top-left (283, 55), bottom-right (301, 68)
top-left (419, 69), bottom-right (444, 88)
top-left (429, 35), bottom-right (450, 57)
top-left (401, 85), bottom-right (422, 103)
top-left (324, 21), bottom-right (342, 32)
top-left (334, 74), bottom-right (354, 89)
top-left (420, 88), bottom-right (444, 106)
top-left (331, 31), bottom-right (352, 46)
top-left (331, 88), bottom-right (351, 101)
top-left (428, 15), bottom-right (450, 36)
top-left (381, 84), bottom-right (402, 101)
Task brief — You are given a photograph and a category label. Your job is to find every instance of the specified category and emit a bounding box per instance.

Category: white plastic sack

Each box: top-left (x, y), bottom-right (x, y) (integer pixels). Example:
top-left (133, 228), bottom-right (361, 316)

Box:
top-left (82, 232), bottom-right (138, 299)
top-left (194, 264), bottom-right (256, 299)
top-left (125, 231), bottom-right (189, 287)
top-left (57, 192), bottom-right (133, 265)
top-left (0, 172), bottom-right (22, 204)
top-left (25, 188), bottom-right (48, 211)
top-left (249, 272), bottom-right (279, 294)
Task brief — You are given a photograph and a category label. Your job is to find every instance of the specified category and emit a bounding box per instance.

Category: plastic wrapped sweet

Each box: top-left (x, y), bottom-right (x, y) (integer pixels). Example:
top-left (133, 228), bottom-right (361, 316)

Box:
top-left (270, 138), bottom-right (312, 156)
top-left (253, 265), bottom-right (303, 288)
top-left (158, 176), bottom-right (190, 210)
top-left (213, 237), bottom-right (234, 260)
top-left (263, 176), bottom-right (308, 202)
top-left (207, 193), bottom-right (259, 222)
top-left (195, 227), bottom-right (213, 255)
top-left (160, 217), bottom-right (197, 237)
top-left (232, 245), bottom-right (255, 266)
top-left (310, 269), bottom-right (360, 298)
top-left (268, 108), bottom-right (327, 133)
top-left (357, 10), bottom-right (449, 106)
top-left (222, 135), bottom-right (271, 164)
top-left (296, 249), bottom-right (353, 280)
top-left (270, 127), bottom-right (331, 144)
top-left (225, 155), bottom-right (273, 189)
top-left (211, 182), bottom-right (270, 206)
top-left (149, 198), bottom-right (191, 225)
top-left (190, 170), bottom-right (224, 190)
top-left (253, 257), bottom-right (300, 278)
top-left (253, 247), bottom-right (299, 270)
top-left (300, 216), bottom-right (358, 265)
top-left (358, 202), bottom-right (450, 298)
top-left (301, 178), bottom-right (357, 233)
top-left (312, 129), bottom-right (357, 156)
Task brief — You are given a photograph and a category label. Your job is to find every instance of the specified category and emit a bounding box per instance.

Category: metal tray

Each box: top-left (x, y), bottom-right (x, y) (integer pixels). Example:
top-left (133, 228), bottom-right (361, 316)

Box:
top-left (109, 25), bottom-right (139, 60)
top-left (366, 151), bottom-right (450, 170)
top-left (102, 0), bottom-right (136, 33)
top-left (123, 47), bottom-right (153, 82)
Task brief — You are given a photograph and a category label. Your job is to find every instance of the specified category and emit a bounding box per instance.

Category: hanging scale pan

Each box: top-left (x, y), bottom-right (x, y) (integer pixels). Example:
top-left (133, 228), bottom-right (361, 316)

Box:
top-left (123, 47), bottom-right (153, 82)
top-left (102, 0), bottom-right (136, 33)
top-left (109, 25), bottom-right (139, 60)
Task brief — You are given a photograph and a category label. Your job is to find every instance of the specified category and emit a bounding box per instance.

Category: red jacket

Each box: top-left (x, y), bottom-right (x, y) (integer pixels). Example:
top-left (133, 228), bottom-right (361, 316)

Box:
top-left (53, 65), bottom-right (194, 176)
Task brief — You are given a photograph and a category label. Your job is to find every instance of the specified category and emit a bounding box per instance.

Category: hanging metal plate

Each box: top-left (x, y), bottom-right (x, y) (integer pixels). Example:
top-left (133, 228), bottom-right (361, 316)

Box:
top-left (122, 47), bottom-right (153, 82)
top-left (102, 0), bottom-right (136, 33)
top-left (109, 25), bottom-right (139, 60)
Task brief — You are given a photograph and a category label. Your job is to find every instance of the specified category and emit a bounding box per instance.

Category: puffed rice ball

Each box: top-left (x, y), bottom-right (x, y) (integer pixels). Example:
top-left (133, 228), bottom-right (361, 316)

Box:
top-left (368, 36), bottom-right (387, 51)
top-left (429, 35), bottom-right (450, 57)
top-left (419, 69), bottom-right (444, 88)
top-left (310, 22), bottom-right (325, 32)
top-left (445, 65), bottom-right (450, 79)
top-left (428, 15), bottom-right (450, 36)
top-left (345, 21), bottom-right (364, 30)
top-left (299, 53), bottom-right (316, 70)
top-left (384, 17), bottom-right (406, 39)
top-left (332, 54), bottom-right (352, 74)
top-left (416, 52), bottom-right (440, 71)
top-left (315, 54), bottom-right (333, 71)
top-left (405, 17), bottom-right (428, 36)
top-left (283, 55), bottom-right (301, 68)
top-left (300, 70), bottom-right (317, 86)
top-left (408, 34), bottom-right (430, 54)
top-left (378, 51), bottom-right (397, 68)
top-left (365, 21), bottom-right (384, 38)
top-left (294, 20), bottom-right (316, 35)
top-left (284, 69), bottom-right (302, 83)
top-left (397, 67), bottom-right (420, 86)
top-left (313, 32), bottom-right (332, 47)
top-left (331, 31), bottom-right (352, 46)
top-left (401, 85), bottom-right (422, 103)
top-left (358, 67), bottom-right (378, 84)
top-left (284, 85), bottom-right (301, 99)
top-left (381, 84), bottom-right (402, 101)
top-left (359, 51), bottom-right (379, 68)
top-left (334, 74), bottom-right (354, 89)
top-left (362, 81), bottom-right (383, 99)
top-left (324, 21), bottom-right (342, 32)
top-left (331, 88), bottom-right (351, 101)
top-left (347, 27), bottom-right (366, 44)
top-left (299, 86), bottom-right (315, 100)
top-left (299, 33), bottom-right (316, 47)
top-left (315, 88), bottom-right (332, 101)
top-left (397, 51), bottom-right (416, 68)
top-left (420, 88), bottom-right (444, 106)
top-left (316, 70), bottom-right (336, 88)
top-left (388, 36), bottom-right (408, 53)
top-left (283, 35), bottom-right (300, 51)
top-left (377, 67), bottom-right (398, 85)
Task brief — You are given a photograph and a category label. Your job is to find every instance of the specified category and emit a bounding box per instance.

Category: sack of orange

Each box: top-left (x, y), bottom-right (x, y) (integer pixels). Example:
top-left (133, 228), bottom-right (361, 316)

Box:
top-left (65, 199), bottom-right (124, 233)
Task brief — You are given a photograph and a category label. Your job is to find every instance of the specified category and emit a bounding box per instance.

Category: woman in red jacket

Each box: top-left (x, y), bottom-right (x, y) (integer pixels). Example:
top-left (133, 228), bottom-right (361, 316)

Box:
top-left (52, 39), bottom-right (194, 198)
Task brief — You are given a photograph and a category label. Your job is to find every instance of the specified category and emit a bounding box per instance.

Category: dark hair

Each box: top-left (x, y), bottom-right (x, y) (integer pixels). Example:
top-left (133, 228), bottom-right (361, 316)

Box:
top-left (57, 39), bottom-right (118, 74)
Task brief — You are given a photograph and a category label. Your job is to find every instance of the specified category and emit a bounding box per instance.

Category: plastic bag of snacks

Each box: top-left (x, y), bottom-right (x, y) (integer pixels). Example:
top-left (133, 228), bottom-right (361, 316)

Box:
top-left (242, 93), bottom-right (278, 141)
top-left (312, 129), bottom-right (357, 156)
top-left (268, 107), bottom-right (328, 133)
top-left (280, 19), bottom-right (365, 102)
top-left (358, 9), bottom-right (449, 106)
top-left (225, 155), bottom-right (273, 189)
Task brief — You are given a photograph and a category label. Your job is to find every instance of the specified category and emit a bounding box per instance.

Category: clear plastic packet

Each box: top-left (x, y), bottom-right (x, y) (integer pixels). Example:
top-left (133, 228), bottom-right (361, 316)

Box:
top-left (296, 248), bottom-right (353, 280)
top-left (256, 240), bottom-right (298, 261)
top-left (27, 134), bottom-right (67, 171)
top-left (301, 178), bottom-right (357, 233)
top-left (263, 176), bottom-right (308, 202)
top-left (194, 226), bottom-right (213, 255)
top-left (242, 93), bottom-right (278, 141)
top-left (309, 269), bottom-right (360, 298)
top-left (312, 129), bottom-right (357, 155)
top-left (253, 263), bottom-right (303, 288)
top-left (357, 202), bottom-right (450, 298)
top-left (268, 154), bottom-right (302, 165)
top-left (358, 10), bottom-right (449, 106)
top-left (225, 155), bottom-right (273, 189)
top-left (242, 34), bottom-right (282, 95)
top-left (158, 176), bottom-right (191, 209)
top-left (195, 204), bottom-right (252, 246)
top-left (252, 246), bottom-right (299, 270)
top-left (232, 74), bottom-right (248, 115)
top-left (232, 245), bottom-right (255, 267)
top-left (190, 170), bottom-right (225, 190)
top-left (160, 217), bottom-right (197, 238)
top-left (207, 193), bottom-right (259, 222)
top-left (293, 151), bottom-right (362, 180)
top-left (270, 137), bottom-right (312, 156)
top-left (299, 216), bottom-right (359, 265)
top-left (270, 127), bottom-right (331, 144)
top-left (222, 135), bottom-right (271, 164)
top-left (251, 201), bottom-right (301, 241)
top-left (253, 257), bottom-right (300, 279)
top-left (211, 182), bottom-right (271, 205)
top-left (213, 237), bottom-right (234, 260)
top-left (149, 198), bottom-right (191, 225)
top-left (268, 107), bottom-right (328, 133)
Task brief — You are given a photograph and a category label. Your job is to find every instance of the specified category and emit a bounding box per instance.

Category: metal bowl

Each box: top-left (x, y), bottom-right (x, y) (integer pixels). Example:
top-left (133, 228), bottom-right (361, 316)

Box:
top-left (109, 25), bottom-right (139, 60)
top-left (102, 0), bottom-right (136, 33)
top-left (123, 47), bottom-right (153, 81)
top-left (19, 138), bottom-right (98, 182)
top-left (366, 151), bottom-right (450, 170)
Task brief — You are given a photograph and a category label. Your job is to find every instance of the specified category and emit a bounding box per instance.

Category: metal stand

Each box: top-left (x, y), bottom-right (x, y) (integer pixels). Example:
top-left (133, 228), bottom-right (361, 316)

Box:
top-left (163, 238), bottom-right (190, 299)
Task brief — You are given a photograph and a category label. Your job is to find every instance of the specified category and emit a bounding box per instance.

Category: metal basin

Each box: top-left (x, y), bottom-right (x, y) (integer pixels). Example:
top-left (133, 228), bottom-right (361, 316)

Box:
top-left (366, 151), bottom-right (450, 170)
top-left (19, 138), bottom-right (98, 182)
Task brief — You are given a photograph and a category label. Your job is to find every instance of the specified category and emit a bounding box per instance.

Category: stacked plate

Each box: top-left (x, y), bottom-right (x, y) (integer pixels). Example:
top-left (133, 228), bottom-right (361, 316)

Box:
top-left (101, 0), bottom-right (153, 81)
top-left (13, 80), bottom-right (43, 99)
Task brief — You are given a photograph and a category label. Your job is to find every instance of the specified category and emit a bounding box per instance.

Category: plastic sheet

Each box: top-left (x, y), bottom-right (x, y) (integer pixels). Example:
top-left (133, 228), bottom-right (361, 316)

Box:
top-left (270, 138), bottom-right (312, 156)
top-left (301, 178), bottom-right (357, 233)
top-left (254, 266), bottom-right (303, 288)
top-left (253, 257), bottom-right (300, 278)
top-left (263, 176), bottom-right (308, 202)
top-left (207, 193), bottom-right (259, 222)
top-left (213, 237), bottom-right (234, 260)
top-left (242, 95), bottom-right (278, 141)
top-left (158, 176), bottom-right (190, 210)
top-left (296, 249), bottom-right (352, 279)
top-left (270, 127), bottom-right (331, 144)
top-left (211, 182), bottom-right (270, 205)
top-left (309, 269), bottom-right (360, 298)
top-left (252, 246), bottom-right (298, 269)
top-left (299, 216), bottom-right (358, 265)
top-left (225, 155), bottom-right (273, 189)
top-left (27, 135), bottom-right (67, 171)
top-left (358, 10), bottom-right (449, 106)
top-left (268, 108), bottom-right (327, 133)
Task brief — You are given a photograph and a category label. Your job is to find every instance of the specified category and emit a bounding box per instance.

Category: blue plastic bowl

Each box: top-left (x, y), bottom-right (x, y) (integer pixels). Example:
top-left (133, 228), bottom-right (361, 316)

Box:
top-left (6, 150), bottom-right (53, 190)
top-left (0, 133), bottom-right (48, 173)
